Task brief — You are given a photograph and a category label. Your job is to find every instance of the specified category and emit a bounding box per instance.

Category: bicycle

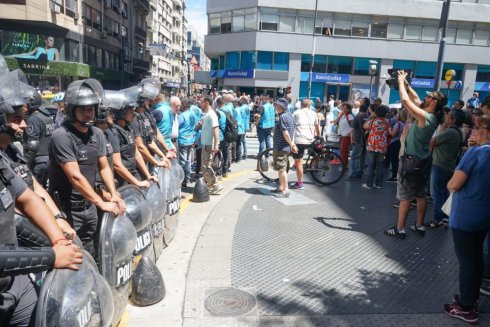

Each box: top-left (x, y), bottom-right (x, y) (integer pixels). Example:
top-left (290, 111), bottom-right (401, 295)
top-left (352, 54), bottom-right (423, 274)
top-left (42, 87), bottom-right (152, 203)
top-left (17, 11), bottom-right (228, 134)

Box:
top-left (257, 135), bottom-right (346, 185)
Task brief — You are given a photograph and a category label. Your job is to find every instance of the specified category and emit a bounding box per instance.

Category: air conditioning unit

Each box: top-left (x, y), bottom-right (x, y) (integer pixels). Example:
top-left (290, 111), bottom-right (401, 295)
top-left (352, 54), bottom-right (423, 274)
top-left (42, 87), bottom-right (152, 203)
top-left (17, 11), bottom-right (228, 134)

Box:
top-left (51, 3), bottom-right (61, 14)
top-left (101, 31), bottom-right (108, 39)
top-left (73, 12), bottom-right (79, 20)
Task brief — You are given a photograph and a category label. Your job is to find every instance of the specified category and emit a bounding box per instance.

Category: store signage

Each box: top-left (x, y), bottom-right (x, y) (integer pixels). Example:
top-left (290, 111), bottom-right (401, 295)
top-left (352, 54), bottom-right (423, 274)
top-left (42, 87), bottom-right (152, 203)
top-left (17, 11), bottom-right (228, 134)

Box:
top-left (223, 69), bottom-right (255, 79)
top-left (311, 73), bottom-right (350, 83)
top-left (166, 82), bottom-right (181, 88)
top-left (16, 58), bottom-right (50, 74)
top-left (475, 82), bottom-right (490, 91)
top-left (410, 78), bottom-right (435, 89)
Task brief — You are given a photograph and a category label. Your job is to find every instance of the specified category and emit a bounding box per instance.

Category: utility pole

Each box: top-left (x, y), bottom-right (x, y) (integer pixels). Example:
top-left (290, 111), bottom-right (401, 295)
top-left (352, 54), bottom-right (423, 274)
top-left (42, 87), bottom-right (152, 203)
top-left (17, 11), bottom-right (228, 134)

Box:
top-left (435, 0), bottom-right (451, 91)
top-left (307, 0), bottom-right (319, 100)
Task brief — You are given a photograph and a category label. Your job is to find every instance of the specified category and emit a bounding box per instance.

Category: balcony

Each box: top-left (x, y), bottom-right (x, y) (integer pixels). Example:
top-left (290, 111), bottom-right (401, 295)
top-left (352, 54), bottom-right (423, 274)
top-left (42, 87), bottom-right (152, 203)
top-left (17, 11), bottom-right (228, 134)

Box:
top-left (133, 58), bottom-right (150, 71)
top-left (172, 10), bottom-right (182, 21)
top-left (135, 0), bottom-right (150, 13)
top-left (134, 26), bottom-right (147, 39)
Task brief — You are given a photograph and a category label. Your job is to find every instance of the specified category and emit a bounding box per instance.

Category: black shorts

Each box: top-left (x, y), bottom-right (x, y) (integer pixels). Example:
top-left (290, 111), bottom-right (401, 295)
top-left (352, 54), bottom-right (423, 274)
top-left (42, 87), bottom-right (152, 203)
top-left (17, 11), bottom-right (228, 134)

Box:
top-left (292, 144), bottom-right (310, 159)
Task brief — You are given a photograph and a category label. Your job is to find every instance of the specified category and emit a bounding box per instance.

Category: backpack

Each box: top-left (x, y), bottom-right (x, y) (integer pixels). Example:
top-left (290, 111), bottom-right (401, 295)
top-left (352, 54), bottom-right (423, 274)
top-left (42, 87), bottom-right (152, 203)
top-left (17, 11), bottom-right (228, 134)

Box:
top-left (218, 109), bottom-right (238, 142)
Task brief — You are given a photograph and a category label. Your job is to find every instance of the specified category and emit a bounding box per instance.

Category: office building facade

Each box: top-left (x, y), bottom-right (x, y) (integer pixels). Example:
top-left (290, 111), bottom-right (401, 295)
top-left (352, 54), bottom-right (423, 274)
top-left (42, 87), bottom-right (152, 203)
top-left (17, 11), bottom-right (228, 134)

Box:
top-left (205, 0), bottom-right (490, 105)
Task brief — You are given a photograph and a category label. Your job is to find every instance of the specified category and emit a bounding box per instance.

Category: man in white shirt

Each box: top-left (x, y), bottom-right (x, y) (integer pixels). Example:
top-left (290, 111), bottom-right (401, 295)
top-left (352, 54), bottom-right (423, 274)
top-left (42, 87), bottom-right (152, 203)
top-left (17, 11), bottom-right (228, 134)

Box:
top-left (290, 99), bottom-right (320, 190)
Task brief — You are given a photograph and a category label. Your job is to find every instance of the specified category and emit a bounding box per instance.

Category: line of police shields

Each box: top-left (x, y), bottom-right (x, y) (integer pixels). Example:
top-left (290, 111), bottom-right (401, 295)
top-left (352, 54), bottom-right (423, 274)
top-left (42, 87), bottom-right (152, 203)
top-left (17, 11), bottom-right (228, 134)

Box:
top-left (14, 78), bottom-right (185, 326)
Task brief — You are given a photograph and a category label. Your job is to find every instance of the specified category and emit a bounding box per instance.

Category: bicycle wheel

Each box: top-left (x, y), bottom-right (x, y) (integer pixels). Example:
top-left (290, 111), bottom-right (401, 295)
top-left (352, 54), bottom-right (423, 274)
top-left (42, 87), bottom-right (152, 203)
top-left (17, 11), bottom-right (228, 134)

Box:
top-left (257, 148), bottom-right (290, 182)
top-left (309, 150), bottom-right (346, 185)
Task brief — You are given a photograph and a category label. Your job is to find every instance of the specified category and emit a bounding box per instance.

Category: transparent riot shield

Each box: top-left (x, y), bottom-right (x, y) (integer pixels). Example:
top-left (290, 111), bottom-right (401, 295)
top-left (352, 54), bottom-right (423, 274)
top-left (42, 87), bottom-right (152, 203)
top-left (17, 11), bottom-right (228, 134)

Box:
top-left (0, 55), bottom-right (19, 113)
top-left (117, 185), bottom-right (154, 262)
top-left (36, 250), bottom-right (114, 327)
top-left (98, 212), bottom-right (137, 326)
top-left (103, 90), bottom-right (125, 111)
top-left (141, 182), bottom-right (167, 261)
top-left (121, 86), bottom-right (142, 108)
top-left (157, 167), bottom-right (176, 245)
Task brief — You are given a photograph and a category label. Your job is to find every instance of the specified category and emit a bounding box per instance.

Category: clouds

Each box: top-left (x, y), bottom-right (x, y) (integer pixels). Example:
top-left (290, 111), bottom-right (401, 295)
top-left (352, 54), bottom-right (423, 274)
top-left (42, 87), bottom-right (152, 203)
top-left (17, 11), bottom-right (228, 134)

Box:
top-left (186, 0), bottom-right (207, 36)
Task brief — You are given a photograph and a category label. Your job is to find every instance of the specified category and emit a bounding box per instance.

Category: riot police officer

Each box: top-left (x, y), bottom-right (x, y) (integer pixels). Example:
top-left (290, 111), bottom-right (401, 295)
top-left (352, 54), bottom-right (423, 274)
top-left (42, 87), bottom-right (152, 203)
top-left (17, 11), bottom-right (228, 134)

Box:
top-left (0, 61), bottom-right (82, 326)
top-left (22, 84), bottom-right (55, 188)
top-left (48, 79), bottom-right (125, 257)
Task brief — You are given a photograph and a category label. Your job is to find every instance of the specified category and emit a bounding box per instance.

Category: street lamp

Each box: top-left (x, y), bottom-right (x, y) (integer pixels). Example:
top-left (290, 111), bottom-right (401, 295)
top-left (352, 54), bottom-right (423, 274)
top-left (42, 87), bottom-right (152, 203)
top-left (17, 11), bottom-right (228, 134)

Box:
top-left (369, 60), bottom-right (378, 101)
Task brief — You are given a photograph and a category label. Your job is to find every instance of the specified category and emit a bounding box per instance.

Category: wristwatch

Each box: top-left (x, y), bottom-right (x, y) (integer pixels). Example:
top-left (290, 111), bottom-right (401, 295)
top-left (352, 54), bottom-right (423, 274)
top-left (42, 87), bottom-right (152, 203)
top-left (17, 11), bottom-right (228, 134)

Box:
top-left (55, 212), bottom-right (68, 220)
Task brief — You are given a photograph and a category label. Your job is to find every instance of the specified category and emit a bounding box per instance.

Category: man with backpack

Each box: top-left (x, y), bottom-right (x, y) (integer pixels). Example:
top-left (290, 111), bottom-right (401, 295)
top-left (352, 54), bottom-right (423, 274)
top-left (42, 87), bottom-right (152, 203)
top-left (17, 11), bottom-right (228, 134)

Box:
top-left (216, 95), bottom-right (238, 177)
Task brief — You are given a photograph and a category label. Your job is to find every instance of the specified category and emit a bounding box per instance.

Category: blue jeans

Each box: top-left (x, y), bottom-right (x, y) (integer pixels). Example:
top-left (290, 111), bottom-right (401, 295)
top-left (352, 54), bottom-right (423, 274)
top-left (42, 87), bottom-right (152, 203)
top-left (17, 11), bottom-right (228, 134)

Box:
top-left (365, 151), bottom-right (385, 187)
top-left (484, 231), bottom-right (490, 278)
top-left (350, 143), bottom-right (365, 178)
top-left (257, 127), bottom-right (272, 154)
top-left (430, 165), bottom-right (452, 222)
top-left (178, 145), bottom-right (193, 183)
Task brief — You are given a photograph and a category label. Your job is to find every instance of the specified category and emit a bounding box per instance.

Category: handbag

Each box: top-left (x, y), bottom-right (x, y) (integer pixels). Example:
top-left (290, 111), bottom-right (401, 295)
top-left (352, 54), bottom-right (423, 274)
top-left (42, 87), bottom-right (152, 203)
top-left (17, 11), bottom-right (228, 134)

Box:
top-left (168, 114), bottom-right (179, 139)
top-left (441, 192), bottom-right (453, 216)
top-left (400, 154), bottom-right (432, 175)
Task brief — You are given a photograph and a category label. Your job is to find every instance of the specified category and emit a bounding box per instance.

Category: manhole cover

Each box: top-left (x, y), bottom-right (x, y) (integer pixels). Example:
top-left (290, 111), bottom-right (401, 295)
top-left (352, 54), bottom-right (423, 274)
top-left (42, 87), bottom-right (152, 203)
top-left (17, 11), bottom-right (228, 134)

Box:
top-left (204, 288), bottom-right (256, 316)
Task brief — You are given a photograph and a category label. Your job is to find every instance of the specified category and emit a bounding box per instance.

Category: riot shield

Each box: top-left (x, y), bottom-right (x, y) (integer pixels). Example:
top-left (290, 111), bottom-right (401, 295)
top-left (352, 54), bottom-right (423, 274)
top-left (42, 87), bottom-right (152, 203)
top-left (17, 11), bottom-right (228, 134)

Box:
top-left (140, 83), bottom-right (160, 101)
top-left (117, 185), bottom-right (154, 262)
top-left (157, 167), bottom-right (177, 245)
top-left (121, 86), bottom-right (142, 108)
top-left (103, 90), bottom-right (125, 111)
top-left (36, 250), bottom-right (114, 327)
top-left (0, 55), bottom-right (19, 113)
top-left (141, 182), bottom-right (167, 261)
top-left (98, 212), bottom-right (137, 326)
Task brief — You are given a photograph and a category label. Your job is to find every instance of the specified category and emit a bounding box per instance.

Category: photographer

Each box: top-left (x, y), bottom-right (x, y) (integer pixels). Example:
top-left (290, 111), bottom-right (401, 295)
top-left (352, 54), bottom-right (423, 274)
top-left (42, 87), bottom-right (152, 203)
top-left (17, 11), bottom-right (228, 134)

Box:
top-left (385, 70), bottom-right (447, 239)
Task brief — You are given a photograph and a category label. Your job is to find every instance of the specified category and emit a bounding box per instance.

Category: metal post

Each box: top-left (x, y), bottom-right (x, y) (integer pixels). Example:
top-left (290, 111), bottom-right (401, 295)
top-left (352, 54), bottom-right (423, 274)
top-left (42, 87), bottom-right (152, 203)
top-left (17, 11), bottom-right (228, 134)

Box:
top-left (369, 75), bottom-right (374, 101)
top-left (187, 61), bottom-right (191, 96)
top-left (435, 0), bottom-right (451, 91)
top-left (307, 0), bottom-right (319, 100)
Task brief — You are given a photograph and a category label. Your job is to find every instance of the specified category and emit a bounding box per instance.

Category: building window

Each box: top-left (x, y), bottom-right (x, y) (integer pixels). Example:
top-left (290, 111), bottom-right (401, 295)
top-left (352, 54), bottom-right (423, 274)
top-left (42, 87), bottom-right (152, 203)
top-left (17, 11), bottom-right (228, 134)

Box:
top-left (92, 9), bottom-right (102, 30)
top-left (473, 29), bottom-right (489, 46)
top-left (476, 65), bottom-right (490, 82)
top-left (327, 56), bottom-right (352, 74)
top-left (219, 55), bottom-right (225, 69)
top-left (244, 12), bottom-right (256, 31)
top-left (211, 58), bottom-right (219, 70)
top-left (446, 27), bottom-right (457, 43)
top-left (65, 0), bottom-right (77, 15)
top-left (104, 0), bottom-right (111, 8)
top-left (297, 16), bottom-right (314, 34)
top-left (221, 16), bottom-right (232, 33)
top-left (393, 60), bottom-right (415, 71)
top-left (273, 52), bottom-right (289, 71)
top-left (352, 21), bottom-right (368, 37)
top-left (225, 52), bottom-right (240, 69)
top-left (370, 21), bottom-right (388, 38)
top-left (406, 25), bottom-right (422, 41)
top-left (121, 25), bottom-right (127, 38)
top-left (241, 51), bottom-right (256, 70)
top-left (96, 48), bottom-right (102, 67)
top-left (334, 20), bottom-right (351, 36)
top-left (279, 15), bottom-right (295, 33)
top-left (82, 3), bottom-right (92, 25)
top-left (422, 25), bottom-right (438, 42)
top-left (260, 14), bottom-right (278, 31)
top-left (257, 51), bottom-right (273, 70)
top-left (301, 54), bottom-right (312, 72)
top-left (232, 15), bottom-right (245, 32)
top-left (387, 23), bottom-right (404, 39)
top-left (456, 28), bottom-right (472, 44)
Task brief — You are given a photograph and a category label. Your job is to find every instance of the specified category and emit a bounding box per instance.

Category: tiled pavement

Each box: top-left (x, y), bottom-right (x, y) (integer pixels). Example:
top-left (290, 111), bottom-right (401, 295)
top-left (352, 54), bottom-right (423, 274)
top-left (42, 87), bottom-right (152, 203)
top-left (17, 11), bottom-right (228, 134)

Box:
top-left (183, 169), bottom-right (490, 326)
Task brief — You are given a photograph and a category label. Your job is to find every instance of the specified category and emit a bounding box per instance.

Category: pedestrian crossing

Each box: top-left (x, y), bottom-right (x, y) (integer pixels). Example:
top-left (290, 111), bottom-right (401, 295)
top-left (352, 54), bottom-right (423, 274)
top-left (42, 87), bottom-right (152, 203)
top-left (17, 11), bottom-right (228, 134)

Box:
top-left (244, 133), bottom-right (261, 157)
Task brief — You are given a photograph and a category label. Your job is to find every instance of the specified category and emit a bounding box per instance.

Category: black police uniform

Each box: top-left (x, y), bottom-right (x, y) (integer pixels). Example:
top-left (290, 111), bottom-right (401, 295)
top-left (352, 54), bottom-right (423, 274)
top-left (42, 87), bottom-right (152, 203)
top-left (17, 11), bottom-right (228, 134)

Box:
top-left (0, 154), bottom-right (55, 327)
top-left (111, 123), bottom-right (140, 185)
top-left (95, 127), bottom-right (119, 190)
top-left (2, 144), bottom-right (34, 190)
top-left (24, 107), bottom-right (55, 187)
top-left (48, 121), bottom-right (106, 257)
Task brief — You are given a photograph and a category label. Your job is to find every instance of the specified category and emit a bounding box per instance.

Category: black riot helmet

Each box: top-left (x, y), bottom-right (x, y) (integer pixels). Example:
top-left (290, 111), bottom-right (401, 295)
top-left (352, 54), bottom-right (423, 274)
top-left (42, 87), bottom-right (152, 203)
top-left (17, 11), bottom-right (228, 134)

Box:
top-left (19, 82), bottom-right (42, 110)
top-left (0, 54), bottom-right (18, 133)
top-left (115, 87), bottom-right (139, 123)
top-left (65, 78), bottom-right (104, 127)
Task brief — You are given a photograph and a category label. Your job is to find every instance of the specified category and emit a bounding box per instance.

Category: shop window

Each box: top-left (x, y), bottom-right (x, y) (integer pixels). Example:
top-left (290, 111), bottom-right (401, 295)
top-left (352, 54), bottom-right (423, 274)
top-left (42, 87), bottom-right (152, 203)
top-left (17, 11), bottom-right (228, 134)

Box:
top-left (260, 14), bottom-right (278, 31)
top-left (301, 54), bottom-right (312, 72)
top-left (354, 58), bottom-right (380, 76)
top-left (211, 58), bottom-right (219, 70)
top-left (311, 55), bottom-right (327, 73)
top-left (415, 61), bottom-right (436, 79)
top-left (327, 56), bottom-right (352, 74)
top-left (241, 51), bottom-right (256, 70)
top-left (273, 52), bottom-right (289, 71)
top-left (476, 65), bottom-right (490, 82)
top-left (225, 52), bottom-right (240, 70)
top-left (257, 51), bottom-right (273, 70)
top-left (393, 60), bottom-right (415, 71)
top-left (219, 55), bottom-right (225, 69)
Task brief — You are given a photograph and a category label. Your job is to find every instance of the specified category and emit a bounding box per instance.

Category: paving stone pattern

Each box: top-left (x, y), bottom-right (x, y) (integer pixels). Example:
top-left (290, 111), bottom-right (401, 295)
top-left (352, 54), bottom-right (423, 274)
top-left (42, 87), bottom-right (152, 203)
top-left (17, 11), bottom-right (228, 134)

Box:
top-left (231, 178), bottom-right (490, 319)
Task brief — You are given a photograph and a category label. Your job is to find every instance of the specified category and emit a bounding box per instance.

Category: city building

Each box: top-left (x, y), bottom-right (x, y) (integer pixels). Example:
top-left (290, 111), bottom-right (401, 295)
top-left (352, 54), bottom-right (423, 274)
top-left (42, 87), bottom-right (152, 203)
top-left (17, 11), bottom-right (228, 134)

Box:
top-left (205, 0), bottom-right (490, 105)
top-left (187, 24), bottom-right (211, 92)
top-left (0, 0), bottom-right (151, 91)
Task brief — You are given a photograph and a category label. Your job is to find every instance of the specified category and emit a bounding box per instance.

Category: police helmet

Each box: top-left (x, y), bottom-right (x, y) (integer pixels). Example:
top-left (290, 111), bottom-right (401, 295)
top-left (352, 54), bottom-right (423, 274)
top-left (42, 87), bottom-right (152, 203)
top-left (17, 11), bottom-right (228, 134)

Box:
top-left (19, 82), bottom-right (42, 109)
top-left (65, 79), bottom-right (104, 126)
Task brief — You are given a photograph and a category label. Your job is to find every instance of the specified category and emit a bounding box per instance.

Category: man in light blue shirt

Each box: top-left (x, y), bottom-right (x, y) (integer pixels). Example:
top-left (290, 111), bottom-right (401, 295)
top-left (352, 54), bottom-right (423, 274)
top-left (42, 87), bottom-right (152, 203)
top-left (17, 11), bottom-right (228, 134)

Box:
top-left (177, 100), bottom-right (197, 187)
top-left (156, 96), bottom-right (179, 150)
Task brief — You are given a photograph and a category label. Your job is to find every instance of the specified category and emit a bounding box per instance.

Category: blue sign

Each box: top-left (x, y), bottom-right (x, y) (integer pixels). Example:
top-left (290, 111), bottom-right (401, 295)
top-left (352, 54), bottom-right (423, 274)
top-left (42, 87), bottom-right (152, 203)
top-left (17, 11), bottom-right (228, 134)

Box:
top-left (410, 78), bottom-right (435, 89)
top-left (210, 70), bottom-right (217, 78)
top-left (166, 82), bottom-right (181, 88)
top-left (223, 69), bottom-right (255, 79)
top-left (312, 73), bottom-right (350, 83)
top-left (475, 82), bottom-right (490, 92)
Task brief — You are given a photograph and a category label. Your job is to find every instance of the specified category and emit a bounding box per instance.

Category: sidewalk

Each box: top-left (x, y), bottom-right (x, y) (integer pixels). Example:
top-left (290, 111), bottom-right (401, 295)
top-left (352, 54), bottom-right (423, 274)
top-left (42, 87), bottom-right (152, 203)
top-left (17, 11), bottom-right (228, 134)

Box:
top-left (126, 156), bottom-right (489, 326)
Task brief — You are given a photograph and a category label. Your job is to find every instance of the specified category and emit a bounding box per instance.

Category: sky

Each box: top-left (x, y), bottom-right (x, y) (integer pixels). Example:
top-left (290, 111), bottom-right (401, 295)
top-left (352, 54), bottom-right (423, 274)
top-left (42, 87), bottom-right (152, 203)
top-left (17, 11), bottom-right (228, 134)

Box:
top-left (185, 0), bottom-right (208, 38)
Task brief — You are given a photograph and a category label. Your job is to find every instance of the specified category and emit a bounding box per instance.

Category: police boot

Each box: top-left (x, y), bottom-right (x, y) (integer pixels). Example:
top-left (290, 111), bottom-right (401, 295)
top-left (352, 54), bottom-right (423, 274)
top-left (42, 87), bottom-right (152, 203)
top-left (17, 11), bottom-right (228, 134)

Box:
top-left (192, 177), bottom-right (210, 203)
top-left (131, 255), bottom-right (165, 306)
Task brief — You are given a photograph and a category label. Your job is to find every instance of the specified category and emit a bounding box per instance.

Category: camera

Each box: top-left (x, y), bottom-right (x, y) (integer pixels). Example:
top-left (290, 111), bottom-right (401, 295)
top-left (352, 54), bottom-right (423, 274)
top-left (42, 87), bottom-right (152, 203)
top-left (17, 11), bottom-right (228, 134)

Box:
top-left (385, 68), bottom-right (413, 90)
